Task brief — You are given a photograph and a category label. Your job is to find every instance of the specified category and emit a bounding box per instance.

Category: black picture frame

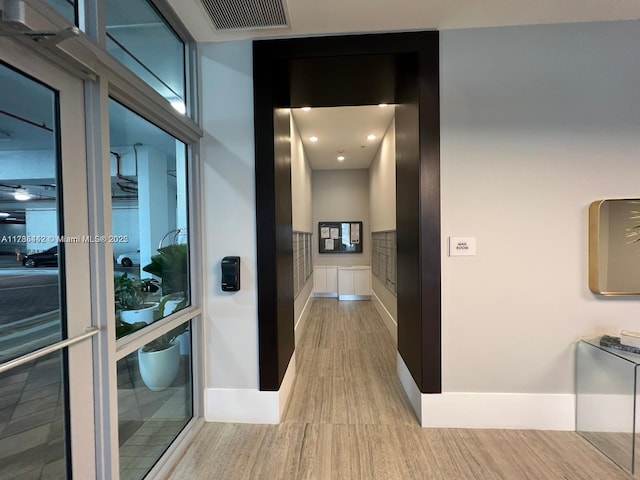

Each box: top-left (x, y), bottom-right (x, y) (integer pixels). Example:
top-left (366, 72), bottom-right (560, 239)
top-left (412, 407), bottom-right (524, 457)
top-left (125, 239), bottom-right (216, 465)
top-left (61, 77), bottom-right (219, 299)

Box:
top-left (318, 221), bottom-right (363, 254)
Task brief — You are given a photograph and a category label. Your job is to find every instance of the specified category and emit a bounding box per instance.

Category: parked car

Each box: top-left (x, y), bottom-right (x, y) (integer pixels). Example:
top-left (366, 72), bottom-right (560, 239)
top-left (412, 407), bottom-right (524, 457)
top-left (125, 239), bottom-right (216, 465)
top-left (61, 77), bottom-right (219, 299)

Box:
top-left (117, 250), bottom-right (140, 267)
top-left (23, 246), bottom-right (58, 268)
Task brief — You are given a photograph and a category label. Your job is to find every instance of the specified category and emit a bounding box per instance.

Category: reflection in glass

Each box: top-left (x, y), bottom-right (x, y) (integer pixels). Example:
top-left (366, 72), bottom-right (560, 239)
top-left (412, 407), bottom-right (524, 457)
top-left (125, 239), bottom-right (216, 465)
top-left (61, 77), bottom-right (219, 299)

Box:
top-left (577, 340), bottom-right (638, 474)
top-left (0, 62), bottom-right (63, 363)
top-left (47, 0), bottom-right (76, 24)
top-left (110, 99), bottom-right (190, 340)
top-left (0, 352), bottom-right (68, 478)
top-left (105, 0), bottom-right (186, 111)
top-left (118, 320), bottom-right (192, 480)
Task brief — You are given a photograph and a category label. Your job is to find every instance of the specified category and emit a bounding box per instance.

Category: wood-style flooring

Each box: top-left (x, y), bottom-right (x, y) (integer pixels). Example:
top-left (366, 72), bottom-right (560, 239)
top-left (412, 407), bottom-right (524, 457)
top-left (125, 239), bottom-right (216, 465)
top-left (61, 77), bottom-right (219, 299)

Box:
top-left (168, 298), bottom-right (632, 479)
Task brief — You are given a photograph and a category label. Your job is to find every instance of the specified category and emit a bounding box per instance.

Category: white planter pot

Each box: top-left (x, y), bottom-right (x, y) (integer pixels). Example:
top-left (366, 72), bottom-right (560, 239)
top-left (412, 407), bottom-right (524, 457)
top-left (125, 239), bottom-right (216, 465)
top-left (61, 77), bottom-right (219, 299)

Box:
top-left (177, 327), bottom-right (190, 355)
top-left (120, 302), bottom-right (158, 325)
top-left (137, 342), bottom-right (180, 392)
top-left (162, 296), bottom-right (183, 316)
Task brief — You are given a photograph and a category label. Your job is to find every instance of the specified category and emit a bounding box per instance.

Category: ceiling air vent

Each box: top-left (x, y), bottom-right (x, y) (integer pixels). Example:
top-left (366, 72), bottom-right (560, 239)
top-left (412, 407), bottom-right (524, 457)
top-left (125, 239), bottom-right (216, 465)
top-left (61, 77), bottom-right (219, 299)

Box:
top-left (200, 0), bottom-right (288, 31)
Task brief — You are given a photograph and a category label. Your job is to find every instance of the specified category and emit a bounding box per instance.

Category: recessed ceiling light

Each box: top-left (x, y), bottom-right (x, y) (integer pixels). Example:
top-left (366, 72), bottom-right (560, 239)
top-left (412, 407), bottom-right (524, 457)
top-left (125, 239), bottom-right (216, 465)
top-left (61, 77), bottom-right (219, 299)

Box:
top-left (337, 156), bottom-right (345, 161)
top-left (378, 103), bottom-right (388, 108)
top-left (14, 190), bottom-right (31, 201)
top-left (367, 134), bottom-right (376, 141)
top-left (309, 136), bottom-right (318, 142)
top-left (302, 107), bottom-right (311, 111)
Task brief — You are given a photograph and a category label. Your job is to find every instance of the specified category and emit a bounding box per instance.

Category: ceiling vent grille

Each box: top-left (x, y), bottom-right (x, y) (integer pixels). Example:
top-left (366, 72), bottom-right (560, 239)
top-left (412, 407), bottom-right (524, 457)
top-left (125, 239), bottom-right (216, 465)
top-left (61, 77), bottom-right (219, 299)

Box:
top-left (200, 0), bottom-right (288, 31)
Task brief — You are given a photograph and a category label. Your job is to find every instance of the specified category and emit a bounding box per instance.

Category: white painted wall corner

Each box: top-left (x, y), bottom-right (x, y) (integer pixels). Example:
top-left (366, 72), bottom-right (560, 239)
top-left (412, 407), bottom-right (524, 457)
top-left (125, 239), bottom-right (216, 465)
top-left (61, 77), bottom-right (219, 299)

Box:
top-left (205, 354), bottom-right (296, 424)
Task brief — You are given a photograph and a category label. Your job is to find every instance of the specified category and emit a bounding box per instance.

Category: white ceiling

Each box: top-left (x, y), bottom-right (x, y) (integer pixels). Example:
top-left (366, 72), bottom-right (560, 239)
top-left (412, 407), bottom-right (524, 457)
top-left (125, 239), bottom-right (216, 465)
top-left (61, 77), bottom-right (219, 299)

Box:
top-left (168, 0), bottom-right (639, 173)
top-left (292, 106), bottom-right (394, 170)
top-left (168, 0), bottom-right (640, 43)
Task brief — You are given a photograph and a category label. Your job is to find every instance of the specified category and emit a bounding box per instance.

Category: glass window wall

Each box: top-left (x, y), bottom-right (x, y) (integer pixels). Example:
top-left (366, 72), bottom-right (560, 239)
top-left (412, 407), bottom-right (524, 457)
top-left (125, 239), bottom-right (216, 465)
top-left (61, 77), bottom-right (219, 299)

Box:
top-left (118, 320), bottom-right (192, 480)
top-left (105, 0), bottom-right (186, 114)
top-left (110, 99), bottom-right (190, 340)
top-left (47, 0), bottom-right (77, 24)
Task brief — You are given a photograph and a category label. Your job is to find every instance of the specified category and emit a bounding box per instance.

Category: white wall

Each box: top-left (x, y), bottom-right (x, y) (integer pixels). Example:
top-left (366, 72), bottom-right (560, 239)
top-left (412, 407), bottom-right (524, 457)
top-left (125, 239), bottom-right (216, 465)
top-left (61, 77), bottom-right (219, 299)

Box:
top-left (200, 41), bottom-right (259, 393)
top-left (440, 21), bottom-right (640, 398)
top-left (291, 116), bottom-right (313, 233)
top-left (368, 117), bottom-right (397, 330)
top-left (369, 118), bottom-right (396, 232)
top-left (312, 170), bottom-right (370, 267)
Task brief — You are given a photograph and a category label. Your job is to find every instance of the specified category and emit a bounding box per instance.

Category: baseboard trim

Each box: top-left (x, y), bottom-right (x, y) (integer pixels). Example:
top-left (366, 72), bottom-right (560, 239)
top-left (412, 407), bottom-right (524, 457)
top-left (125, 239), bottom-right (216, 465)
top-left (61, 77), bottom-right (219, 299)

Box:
top-left (397, 353), bottom-right (422, 424)
top-left (421, 392), bottom-right (575, 430)
top-left (398, 353), bottom-right (574, 430)
top-left (294, 292), bottom-right (314, 345)
top-left (372, 290), bottom-right (397, 342)
top-left (205, 354), bottom-right (296, 424)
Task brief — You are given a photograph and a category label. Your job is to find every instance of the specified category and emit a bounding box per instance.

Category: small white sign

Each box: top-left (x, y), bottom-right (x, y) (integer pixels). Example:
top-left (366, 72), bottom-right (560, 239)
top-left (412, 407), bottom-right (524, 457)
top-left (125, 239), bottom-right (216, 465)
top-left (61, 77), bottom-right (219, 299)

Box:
top-left (449, 237), bottom-right (477, 256)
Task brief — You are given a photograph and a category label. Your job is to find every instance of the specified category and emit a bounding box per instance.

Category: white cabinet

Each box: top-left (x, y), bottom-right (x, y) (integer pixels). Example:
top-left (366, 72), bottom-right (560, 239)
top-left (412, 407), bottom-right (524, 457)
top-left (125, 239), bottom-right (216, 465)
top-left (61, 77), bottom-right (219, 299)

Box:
top-left (338, 267), bottom-right (370, 300)
top-left (314, 266), bottom-right (338, 296)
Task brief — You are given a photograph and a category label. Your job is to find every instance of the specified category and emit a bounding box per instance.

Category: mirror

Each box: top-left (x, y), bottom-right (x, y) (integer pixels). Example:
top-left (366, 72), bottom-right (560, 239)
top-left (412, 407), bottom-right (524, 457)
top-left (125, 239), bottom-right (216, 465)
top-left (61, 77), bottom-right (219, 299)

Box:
top-left (589, 199), bottom-right (640, 295)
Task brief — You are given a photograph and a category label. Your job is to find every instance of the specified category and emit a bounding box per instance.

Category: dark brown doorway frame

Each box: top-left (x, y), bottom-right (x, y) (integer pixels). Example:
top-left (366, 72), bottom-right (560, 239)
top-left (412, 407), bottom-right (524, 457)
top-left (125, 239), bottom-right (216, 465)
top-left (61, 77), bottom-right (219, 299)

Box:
top-left (253, 31), bottom-right (441, 393)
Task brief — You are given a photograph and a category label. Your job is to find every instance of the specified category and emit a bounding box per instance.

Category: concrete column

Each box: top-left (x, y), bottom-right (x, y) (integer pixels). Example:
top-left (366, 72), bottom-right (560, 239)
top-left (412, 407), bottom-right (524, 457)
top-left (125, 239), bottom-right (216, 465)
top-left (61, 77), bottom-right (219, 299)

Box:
top-left (137, 146), bottom-right (169, 276)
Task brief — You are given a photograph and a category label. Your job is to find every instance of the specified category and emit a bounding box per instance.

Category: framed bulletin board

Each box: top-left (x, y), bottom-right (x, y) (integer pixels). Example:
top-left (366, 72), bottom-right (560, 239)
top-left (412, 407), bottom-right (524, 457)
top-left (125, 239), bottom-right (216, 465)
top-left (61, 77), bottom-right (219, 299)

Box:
top-left (318, 221), bottom-right (363, 254)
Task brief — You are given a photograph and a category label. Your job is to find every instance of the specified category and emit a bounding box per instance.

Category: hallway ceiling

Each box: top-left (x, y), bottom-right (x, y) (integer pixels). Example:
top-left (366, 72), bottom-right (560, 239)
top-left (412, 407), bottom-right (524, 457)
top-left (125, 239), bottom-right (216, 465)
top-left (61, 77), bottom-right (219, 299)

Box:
top-left (168, 0), bottom-right (640, 42)
top-left (291, 106), bottom-right (394, 170)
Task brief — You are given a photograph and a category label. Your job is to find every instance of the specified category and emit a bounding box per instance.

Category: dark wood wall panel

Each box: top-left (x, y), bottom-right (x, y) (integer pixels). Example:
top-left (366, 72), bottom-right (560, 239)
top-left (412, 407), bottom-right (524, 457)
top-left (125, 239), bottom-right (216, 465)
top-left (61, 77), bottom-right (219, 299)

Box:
top-left (253, 32), bottom-right (440, 393)
top-left (418, 39), bottom-right (442, 393)
top-left (289, 55), bottom-right (396, 107)
top-left (254, 46), bottom-right (294, 390)
top-left (394, 53), bottom-right (423, 390)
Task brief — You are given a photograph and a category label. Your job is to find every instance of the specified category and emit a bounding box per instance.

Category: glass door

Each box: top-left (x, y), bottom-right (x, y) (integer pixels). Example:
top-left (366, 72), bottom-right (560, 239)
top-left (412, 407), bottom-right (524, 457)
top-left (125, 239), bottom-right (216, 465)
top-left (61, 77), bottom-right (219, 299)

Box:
top-left (0, 38), bottom-right (96, 478)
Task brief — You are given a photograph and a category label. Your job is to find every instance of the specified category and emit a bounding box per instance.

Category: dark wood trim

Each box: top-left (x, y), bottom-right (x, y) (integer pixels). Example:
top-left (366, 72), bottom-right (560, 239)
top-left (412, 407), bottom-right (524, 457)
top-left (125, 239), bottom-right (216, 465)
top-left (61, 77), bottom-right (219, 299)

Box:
top-left (253, 31), bottom-right (441, 393)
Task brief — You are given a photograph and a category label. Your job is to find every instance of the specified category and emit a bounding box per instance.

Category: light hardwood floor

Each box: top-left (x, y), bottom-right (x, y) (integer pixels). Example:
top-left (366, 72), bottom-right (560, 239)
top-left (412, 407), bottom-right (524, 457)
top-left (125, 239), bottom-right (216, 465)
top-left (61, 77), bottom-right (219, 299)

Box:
top-left (168, 298), bottom-right (632, 479)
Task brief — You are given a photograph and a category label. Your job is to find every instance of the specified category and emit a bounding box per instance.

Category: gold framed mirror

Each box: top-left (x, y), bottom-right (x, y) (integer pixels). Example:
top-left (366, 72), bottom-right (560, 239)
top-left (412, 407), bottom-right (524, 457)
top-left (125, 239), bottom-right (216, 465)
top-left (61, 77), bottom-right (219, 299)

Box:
top-left (589, 199), bottom-right (640, 295)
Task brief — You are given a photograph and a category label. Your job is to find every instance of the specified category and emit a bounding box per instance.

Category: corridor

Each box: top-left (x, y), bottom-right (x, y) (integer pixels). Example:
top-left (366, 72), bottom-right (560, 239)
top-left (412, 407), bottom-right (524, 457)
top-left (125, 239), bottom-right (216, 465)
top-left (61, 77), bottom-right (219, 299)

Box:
top-left (168, 299), bottom-right (630, 479)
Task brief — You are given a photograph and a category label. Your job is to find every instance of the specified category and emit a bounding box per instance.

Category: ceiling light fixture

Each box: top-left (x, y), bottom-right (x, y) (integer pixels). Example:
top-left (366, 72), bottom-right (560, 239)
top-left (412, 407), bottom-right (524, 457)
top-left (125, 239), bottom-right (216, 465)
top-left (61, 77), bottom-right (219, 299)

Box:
top-left (302, 107), bottom-right (311, 111)
top-left (309, 136), bottom-right (318, 142)
top-left (14, 190), bottom-right (31, 201)
top-left (378, 103), bottom-right (388, 108)
top-left (337, 156), bottom-right (345, 161)
top-left (367, 134), bottom-right (376, 141)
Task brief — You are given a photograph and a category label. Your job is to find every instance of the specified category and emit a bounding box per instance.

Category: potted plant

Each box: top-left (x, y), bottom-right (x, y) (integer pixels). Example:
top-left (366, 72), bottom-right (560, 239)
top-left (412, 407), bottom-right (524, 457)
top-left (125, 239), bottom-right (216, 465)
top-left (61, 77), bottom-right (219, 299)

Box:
top-left (137, 322), bottom-right (188, 391)
top-left (114, 273), bottom-right (159, 325)
top-left (143, 243), bottom-right (189, 316)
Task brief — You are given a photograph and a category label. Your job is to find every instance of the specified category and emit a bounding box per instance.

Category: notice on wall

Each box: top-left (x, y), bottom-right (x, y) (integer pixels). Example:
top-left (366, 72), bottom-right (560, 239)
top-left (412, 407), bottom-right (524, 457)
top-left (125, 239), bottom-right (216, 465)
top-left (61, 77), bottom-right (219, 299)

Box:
top-left (318, 221), bottom-right (363, 254)
top-left (350, 223), bottom-right (360, 244)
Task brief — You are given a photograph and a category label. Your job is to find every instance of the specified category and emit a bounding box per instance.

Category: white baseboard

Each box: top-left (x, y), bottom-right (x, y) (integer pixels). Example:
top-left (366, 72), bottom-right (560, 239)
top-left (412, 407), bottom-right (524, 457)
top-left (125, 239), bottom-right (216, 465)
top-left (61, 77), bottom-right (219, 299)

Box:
top-left (398, 353), bottom-right (575, 430)
top-left (205, 354), bottom-right (296, 424)
top-left (421, 392), bottom-right (575, 431)
top-left (295, 292), bottom-right (314, 345)
top-left (279, 354), bottom-right (296, 418)
top-left (372, 290), bottom-right (397, 342)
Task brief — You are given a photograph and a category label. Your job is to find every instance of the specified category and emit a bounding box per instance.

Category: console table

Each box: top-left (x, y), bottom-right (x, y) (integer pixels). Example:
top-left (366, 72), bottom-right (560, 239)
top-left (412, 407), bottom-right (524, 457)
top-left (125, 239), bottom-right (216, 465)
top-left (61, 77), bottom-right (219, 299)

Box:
top-left (576, 338), bottom-right (640, 475)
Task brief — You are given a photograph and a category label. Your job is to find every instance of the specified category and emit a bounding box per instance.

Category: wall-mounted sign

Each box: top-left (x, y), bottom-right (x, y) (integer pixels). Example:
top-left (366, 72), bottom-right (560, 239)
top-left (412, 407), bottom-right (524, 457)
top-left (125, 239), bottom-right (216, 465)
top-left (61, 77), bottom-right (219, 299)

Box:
top-left (448, 237), bottom-right (477, 256)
